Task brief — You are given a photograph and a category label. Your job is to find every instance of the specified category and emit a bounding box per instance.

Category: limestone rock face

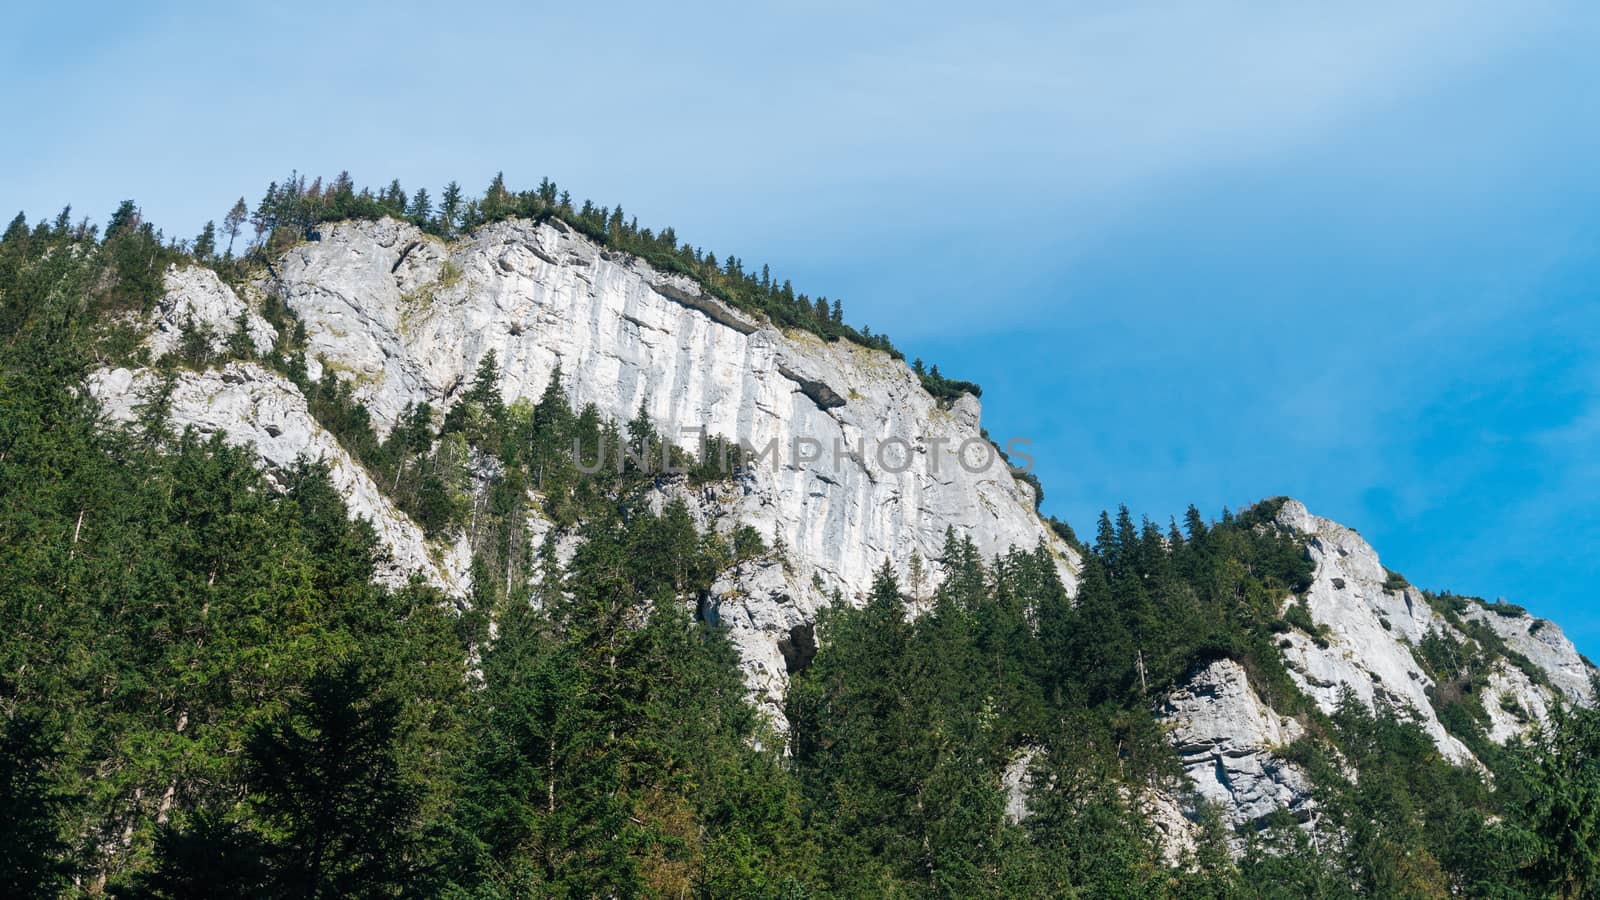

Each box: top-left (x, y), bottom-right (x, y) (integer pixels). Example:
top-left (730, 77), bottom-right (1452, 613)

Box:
top-left (87, 363), bottom-right (470, 595)
top-left (271, 218), bottom-right (1075, 595)
top-left (1463, 607), bottom-right (1592, 744)
top-left (1159, 658), bottom-right (1314, 829)
top-left (1142, 789), bottom-right (1202, 865)
top-left (1272, 500), bottom-right (1477, 763)
top-left (1272, 499), bottom-right (1595, 758)
top-left (1461, 605), bottom-right (1594, 704)
top-left (266, 216), bottom-right (1080, 723)
top-left (703, 557), bottom-right (826, 722)
top-left (145, 265), bottom-right (276, 360)
top-left (1000, 747), bottom-right (1039, 825)
top-left (1482, 662), bottom-right (1555, 745)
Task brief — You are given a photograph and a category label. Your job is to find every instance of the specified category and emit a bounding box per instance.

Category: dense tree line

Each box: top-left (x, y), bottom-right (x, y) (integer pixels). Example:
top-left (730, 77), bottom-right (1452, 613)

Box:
top-left (3, 205), bottom-right (1598, 896)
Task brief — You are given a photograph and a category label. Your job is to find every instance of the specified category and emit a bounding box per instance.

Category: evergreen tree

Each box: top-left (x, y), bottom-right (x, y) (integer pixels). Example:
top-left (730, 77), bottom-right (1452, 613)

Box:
top-left (405, 188), bottom-right (431, 225)
top-left (0, 712), bottom-right (73, 897)
top-left (192, 221), bottom-right (216, 261)
top-left (1504, 691), bottom-right (1600, 898)
top-left (119, 812), bottom-right (274, 899)
top-left (222, 198), bottom-right (248, 257)
top-left (226, 310), bottom-right (255, 359)
top-left (107, 199), bottom-right (141, 236)
top-left (438, 182), bottom-right (463, 234)
top-left (242, 662), bottom-right (419, 897)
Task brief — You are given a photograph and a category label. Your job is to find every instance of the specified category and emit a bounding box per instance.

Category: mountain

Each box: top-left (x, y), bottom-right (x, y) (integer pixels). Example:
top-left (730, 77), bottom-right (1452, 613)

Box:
top-left (94, 215), bottom-right (1079, 729)
top-left (4, 187), bottom-right (1598, 895)
top-left (94, 212), bottom-right (1594, 817)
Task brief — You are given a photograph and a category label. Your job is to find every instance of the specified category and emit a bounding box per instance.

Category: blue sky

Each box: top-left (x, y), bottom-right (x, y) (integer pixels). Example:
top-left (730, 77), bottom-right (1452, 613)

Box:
top-left (7, 2), bottom-right (1599, 652)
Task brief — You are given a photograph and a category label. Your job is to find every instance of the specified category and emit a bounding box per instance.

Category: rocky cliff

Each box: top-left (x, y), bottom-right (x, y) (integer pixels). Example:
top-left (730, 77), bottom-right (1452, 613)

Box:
top-left (86, 222), bottom-right (1594, 837)
top-left (1273, 499), bottom-right (1590, 748)
top-left (91, 225), bottom-right (1079, 725)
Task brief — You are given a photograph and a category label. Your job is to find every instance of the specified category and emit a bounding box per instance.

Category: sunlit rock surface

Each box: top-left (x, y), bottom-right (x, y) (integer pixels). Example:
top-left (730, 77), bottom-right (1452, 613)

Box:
top-left (144, 265), bottom-right (276, 360)
top-left (1159, 658), bottom-right (1314, 830)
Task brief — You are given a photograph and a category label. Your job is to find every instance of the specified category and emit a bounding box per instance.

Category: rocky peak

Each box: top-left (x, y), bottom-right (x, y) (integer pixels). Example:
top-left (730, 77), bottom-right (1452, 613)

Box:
top-left (1271, 499), bottom-right (1592, 758)
top-left (1271, 499), bottom-right (1476, 763)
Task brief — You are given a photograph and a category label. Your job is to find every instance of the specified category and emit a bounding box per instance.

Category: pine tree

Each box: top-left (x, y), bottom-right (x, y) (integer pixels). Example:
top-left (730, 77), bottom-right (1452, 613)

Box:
top-left (107, 199), bottom-right (141, 236)
top-left (121, 812), bottom-right (274, 899)
top-left (380, 179), bottom-right (406, 216)
top-left (250, 183), bottom-right (277, 248)
top-left (483, 172), bottom-right (509, 218)
top-left (406, 188), bottom-right (431, 225)
top-left (1183, 503), bottom-right (1208, 543)
top-left (626, 398), bottom-right (656, 471)
top-left (1506, 693), bottom-right (1600, 898)
top-left (464, 350), bottom-right (505, 416)
top-left (226, 310), bottom-right (255, 359)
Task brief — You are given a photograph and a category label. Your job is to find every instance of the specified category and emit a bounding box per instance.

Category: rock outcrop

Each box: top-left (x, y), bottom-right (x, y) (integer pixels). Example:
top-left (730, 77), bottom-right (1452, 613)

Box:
top-left (1272, 500), bottom-right (1477, 763)
top-left (1000, 747), bottom-right (1040, 825)
top-left (1273, 499), bottom-right (1593, 761)
top-left (1481, 662), bottom-right (1554, 745)
top-left (1463, 606), bottom-right (1591, 744)
top-left (1159, 658), bottom-right (1315, 831)
top-left (145, 265), bottom-right (276, 361)
top-left (88, 363), bottom-right (470, 595)
top-left (1461, 604), bottom-right (1594, 704)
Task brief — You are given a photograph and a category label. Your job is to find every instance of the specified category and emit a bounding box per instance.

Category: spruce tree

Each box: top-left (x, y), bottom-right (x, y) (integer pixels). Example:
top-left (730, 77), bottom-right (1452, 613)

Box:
top-left (192, 221), bottom-right (216, 261)
top-left (405, 188), bottom-right (431, 225)
top-left (438, 182), bottom-right (463, 235)
top-left (221, 198), bottom-right (247, 257)
top-left (243, 662), bottom-right (420, 897)
top-left (0, 712), bottom-right (72, 897)
top-left (1506, 693), bottom-right (1600, 898)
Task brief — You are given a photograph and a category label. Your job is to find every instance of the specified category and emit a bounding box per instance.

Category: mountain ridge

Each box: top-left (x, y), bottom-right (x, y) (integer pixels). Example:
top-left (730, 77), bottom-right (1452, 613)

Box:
top-left (6, 192), bottom-right (1595, 893)
top-left (88, 216), bottom-right (1593, 768)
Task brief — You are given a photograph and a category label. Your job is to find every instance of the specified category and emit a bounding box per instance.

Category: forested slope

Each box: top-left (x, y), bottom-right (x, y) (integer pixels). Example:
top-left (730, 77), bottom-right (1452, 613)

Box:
top-left (1, 191), bottom-right (1597, 897)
